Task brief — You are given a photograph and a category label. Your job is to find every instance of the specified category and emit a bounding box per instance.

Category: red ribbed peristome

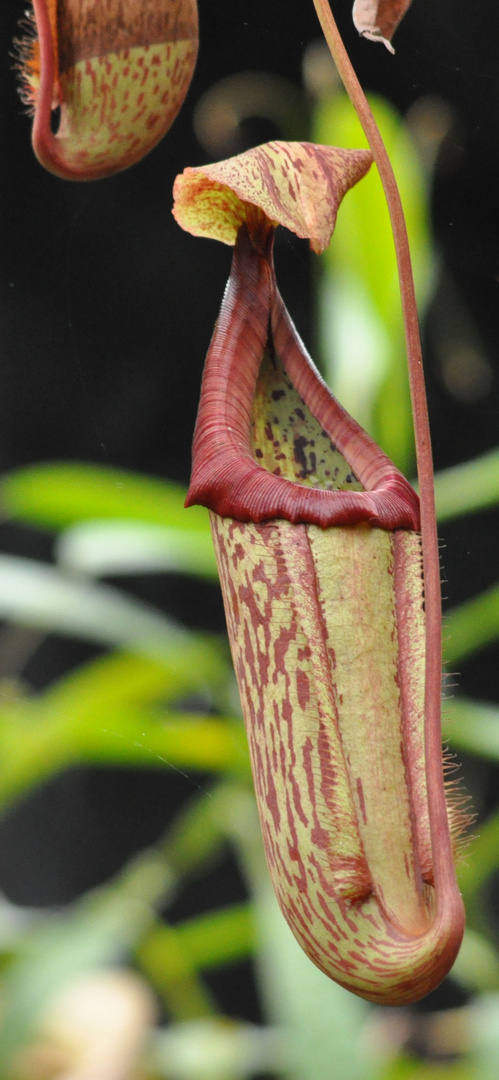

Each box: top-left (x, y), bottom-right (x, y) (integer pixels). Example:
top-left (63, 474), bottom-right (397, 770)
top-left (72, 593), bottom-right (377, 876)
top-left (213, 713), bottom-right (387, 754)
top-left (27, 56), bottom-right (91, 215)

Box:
top-left (186, 224), bottom-right (420, 531)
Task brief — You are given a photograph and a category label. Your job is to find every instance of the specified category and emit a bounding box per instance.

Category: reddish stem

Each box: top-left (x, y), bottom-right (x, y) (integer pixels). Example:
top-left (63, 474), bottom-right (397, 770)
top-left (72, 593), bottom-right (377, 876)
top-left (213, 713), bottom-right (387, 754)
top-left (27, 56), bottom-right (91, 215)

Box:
top-left (311, 0), bottom-right (459, 910)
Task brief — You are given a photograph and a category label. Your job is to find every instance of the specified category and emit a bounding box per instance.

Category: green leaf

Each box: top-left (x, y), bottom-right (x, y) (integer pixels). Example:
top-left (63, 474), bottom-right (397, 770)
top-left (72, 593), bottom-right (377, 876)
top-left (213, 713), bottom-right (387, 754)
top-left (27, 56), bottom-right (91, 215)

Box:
top-left (0, 555), bottom-right (219, 659)
top-left (313, 91), bottom-right (432, 473)
top-left (143, 903), bottom-right (255, 976)
top-left (43, 650), bottom-right (202, 709)
top-left (42, 648), bottom-right (227, 713)
top-left (455, 807), bottom-right (499, 907)
top-left (161, 782), bottom-right (239, 881)
top-left (0, 462), bottom-right (210, 534)
top-left (0, 704), bottom-right (248, 812)
top-left (0, 649), bottom-right (241, 811)
top-left (433, 448), bottom-right (499, 523)
top-left (444, 584), bottom-right (499, 666)
top-left (138, 922), bottom-right (218, 1020)
top-left (451, 929), bottom-right (499, 994)
top-left (176, 903), bottom-right (254, 970)
top-left (138, 904), bottom-right (254, 1018)
top-left (377, 1058), bottom-right (471, 1080)
top-left (56, 520), bottom-right (218, 579)
top-left (443, 697), bottom-right (499, 763)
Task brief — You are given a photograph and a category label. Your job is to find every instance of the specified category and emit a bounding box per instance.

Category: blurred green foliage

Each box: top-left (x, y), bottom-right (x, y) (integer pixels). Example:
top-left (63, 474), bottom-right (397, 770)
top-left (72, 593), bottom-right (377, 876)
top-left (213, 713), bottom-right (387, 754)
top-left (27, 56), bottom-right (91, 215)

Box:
top-left (314, 90), bottom-right (433, 475)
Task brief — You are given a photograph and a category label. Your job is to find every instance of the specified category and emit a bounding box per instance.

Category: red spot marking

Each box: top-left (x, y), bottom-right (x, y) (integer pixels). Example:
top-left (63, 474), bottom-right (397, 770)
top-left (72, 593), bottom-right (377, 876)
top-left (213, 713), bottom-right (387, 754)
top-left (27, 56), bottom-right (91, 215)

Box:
top-left (227, 575), bottom-right (240, 624)
top-left (273, 624), bottom-right (295, 679)
top-left (285, 792), bottom-right (307, 891)
top-left (322, 886), bottom-right (360, 934)
top-left (269, 719), bottom-right (279, 774)
top-left (272, 697), bottom-right (281, 738)
top-left (243, 623), bottom-right (258, 693)
top-left (296, 668), bottom-right (310, 709)
top-left (232, 542), bottom-right (244, 567)
top-left (308, 884), bottom-right (349, 942)
top-left (285, 895), bottom-right (343, 970)
top-left (252, 741), bottom-right (266, 800)
top-left (324, 938), bottom-right (343, 960)
top-left (277, 730), bottom-right (286, 780)
top-left (285, 894), bottom-right (321, 944)
top-left (348, 950), bottom-right (365, 964)
top-left (302, 738), bottom-right (331, 851)
top-left (273, 840), bottom-right (294, 887)
top-left (240, 563), bottom-right (274, 656)
top-left (279, 692), bottom-right (309, 828)
top-left (363, 911), bottom-right (381, 930)
top-left (366, 937), bottom-right (392, 957)
top-left (264, 755), bottom-right (281, 830)
top-left (356, 777), bottom-right (368, 824)
top-left (284, 851), bottom-right (312, 899)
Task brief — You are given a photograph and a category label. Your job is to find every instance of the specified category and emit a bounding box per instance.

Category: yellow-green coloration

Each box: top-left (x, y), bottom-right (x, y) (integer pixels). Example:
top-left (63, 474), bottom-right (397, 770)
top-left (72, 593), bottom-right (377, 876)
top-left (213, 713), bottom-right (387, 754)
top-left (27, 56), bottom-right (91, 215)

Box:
top-left (201, 227), bottom-right (463, 1002)
top-left (225, 327), bottom-right (453, 998)
top-left (251, 347), bottom-right (363, 491)
top-left (173, 142), bottom-right (373, 253)
top-left (53, 42), bottom-right (195, 177)
top-left (180, 146), bottom-right (466, 1004)
top-left (20, 0), bottom-right (199, 180)
top-left (211, 513), bottom-right (460, 1004)
top-left (307, 524), bottom-right (431, 931)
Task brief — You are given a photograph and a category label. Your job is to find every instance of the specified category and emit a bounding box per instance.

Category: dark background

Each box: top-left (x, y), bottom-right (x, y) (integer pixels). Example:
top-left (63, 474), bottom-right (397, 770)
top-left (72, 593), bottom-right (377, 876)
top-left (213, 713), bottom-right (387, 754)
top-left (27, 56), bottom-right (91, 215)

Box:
top-left (1, 0), bottom-right (499, 1020)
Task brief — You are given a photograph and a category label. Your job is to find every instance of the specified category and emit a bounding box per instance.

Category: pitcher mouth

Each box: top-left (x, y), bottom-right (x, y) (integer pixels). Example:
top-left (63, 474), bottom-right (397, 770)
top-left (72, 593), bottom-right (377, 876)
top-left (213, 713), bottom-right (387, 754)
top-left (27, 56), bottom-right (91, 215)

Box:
top-left (186, 223), bottom-right (420, 532)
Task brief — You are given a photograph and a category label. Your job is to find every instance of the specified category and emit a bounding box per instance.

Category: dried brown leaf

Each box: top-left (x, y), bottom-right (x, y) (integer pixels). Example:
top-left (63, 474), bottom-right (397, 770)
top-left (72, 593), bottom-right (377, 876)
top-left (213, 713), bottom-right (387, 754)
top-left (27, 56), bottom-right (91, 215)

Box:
top-left (352, 0), bottom-right (412, 52)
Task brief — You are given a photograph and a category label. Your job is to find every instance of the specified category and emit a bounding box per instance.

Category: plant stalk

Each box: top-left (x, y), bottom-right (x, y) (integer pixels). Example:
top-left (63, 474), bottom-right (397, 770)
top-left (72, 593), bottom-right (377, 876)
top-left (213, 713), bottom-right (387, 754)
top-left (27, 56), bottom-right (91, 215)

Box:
top-left (311, 0), bottom-right (457, 907)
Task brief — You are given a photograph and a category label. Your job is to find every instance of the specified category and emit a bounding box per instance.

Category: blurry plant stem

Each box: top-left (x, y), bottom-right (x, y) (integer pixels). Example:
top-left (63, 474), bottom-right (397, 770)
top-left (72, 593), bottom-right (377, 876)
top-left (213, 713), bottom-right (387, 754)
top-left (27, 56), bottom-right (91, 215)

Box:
top-left (311, 0), bottom-right (455, 901)
top-left (0, 624), bottom-right (44, 684)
